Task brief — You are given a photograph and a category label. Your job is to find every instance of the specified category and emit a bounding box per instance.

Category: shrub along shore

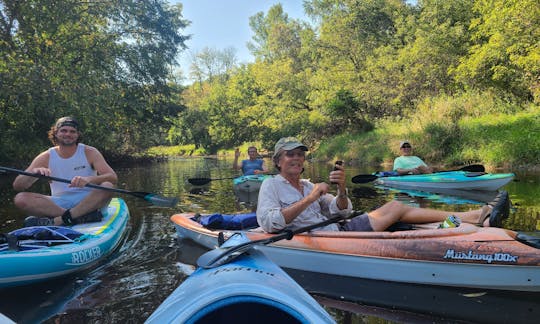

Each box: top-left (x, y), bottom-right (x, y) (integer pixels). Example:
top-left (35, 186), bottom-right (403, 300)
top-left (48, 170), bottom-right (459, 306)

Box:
top-left (148, 98), bottom-right (539, 172)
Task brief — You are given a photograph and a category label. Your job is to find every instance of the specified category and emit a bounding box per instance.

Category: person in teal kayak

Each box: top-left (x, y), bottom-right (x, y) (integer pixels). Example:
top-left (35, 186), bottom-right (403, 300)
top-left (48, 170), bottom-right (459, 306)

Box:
top-left (257, 137), bottom-right (510, 234)
top-left (12, 116), bottom-right (118, 227)
top-left (233, 146), bottom-right (269, 175)
top-left (393, 141), bottom-right (433, 175)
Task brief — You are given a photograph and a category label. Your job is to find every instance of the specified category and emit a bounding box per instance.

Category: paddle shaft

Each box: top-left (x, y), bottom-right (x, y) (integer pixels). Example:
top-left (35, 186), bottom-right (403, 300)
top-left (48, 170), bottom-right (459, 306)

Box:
top-left (0, 166), bottom-right (178, 207)
top-left (188, 173), bottom-right (276, 186)
top-left (199, 210), bottom-right (363, 268)
top-left (1, 166), bottom-right (131, 194)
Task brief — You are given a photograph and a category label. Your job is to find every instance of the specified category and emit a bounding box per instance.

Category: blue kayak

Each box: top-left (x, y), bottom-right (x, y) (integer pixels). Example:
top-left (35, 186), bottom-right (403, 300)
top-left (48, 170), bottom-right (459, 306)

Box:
top-left (0, 198), bottom-right (129, 288)
top-left (146, 232), bottom-right (335, 323)
top-left (375, 171), bottom-right (514, 191)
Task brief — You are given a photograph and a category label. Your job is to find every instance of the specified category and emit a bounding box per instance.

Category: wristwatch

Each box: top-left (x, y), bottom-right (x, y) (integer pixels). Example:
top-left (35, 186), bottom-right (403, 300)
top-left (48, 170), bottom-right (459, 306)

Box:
top-left (337, 188), bottom-right (348, 198)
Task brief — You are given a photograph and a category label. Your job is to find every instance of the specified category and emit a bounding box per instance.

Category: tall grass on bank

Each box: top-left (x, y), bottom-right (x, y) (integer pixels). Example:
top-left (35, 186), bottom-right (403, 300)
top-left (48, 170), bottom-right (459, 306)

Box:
top-left (318, 91), bottom-right (540, 168)
top-left (145, 144), bottom-right (203, 157)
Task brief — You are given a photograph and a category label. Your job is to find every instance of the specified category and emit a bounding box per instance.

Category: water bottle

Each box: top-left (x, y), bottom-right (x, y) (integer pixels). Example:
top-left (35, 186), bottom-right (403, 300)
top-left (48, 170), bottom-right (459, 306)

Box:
top-left (439, 215), bottom-right (461, 228)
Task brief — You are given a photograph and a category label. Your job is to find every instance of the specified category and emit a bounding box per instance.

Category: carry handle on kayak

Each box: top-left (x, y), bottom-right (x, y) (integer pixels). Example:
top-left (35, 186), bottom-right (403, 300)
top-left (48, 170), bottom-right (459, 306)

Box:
top-left (0, 166), bottom-right (178, 207)
top-left (351, 164), bottom-right (486, 184)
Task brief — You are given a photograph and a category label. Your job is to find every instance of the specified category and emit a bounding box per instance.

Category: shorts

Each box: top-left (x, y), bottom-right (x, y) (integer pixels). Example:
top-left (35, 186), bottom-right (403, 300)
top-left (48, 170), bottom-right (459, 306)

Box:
top-left (52, 191), bottom-right (91, 209)
top-left (340, 212), bottom-right (373, 231)
top-left (52, 191), bottom-right (109, 215)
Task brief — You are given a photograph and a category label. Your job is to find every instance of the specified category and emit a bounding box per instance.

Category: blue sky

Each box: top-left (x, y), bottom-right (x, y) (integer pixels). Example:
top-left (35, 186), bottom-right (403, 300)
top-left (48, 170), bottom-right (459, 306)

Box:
top-left (172, 1), bottom-right (307, 76)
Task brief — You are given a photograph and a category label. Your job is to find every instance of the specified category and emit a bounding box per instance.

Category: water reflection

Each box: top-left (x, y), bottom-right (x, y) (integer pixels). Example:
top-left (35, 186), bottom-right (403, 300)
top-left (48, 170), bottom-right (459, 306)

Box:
top-left (1, 158), bottom-right (539, 323)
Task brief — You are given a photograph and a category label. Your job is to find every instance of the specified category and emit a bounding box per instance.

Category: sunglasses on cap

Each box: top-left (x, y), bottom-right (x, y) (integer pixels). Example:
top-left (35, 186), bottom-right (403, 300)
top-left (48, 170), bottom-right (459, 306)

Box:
top-left (401, 144), bottom-right (411, 148)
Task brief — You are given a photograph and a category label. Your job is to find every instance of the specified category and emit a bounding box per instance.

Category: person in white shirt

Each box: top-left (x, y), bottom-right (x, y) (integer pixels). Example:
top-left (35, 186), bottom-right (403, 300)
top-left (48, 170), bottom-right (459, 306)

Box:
top-left (393, 141), bottom-right (433, 175)
top-left (13, 116), bottom-right (118, 227)
top-left (257, 137), bottom-right (508, 234)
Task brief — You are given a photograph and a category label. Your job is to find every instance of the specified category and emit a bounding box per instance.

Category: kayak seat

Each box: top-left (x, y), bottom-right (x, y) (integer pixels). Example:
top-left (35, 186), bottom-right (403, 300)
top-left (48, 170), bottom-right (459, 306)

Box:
top-left (516, 232), bottom-right (540, 249)
top-left (197, 212), bottom-right (259, 230)
top-left (386, 222), bottom-right (415, 231)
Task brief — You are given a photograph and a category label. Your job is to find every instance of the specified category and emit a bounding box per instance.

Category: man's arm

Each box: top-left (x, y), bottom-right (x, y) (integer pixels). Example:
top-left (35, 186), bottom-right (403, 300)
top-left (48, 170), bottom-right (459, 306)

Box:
top-left (233, 148), bottom-right (240, 171)
top-left (12, 151), bottom-right (50, 191)
top-left (84, 146), bottom-right (118, 185)
top-left (254, 160), bottom-right (269, 174)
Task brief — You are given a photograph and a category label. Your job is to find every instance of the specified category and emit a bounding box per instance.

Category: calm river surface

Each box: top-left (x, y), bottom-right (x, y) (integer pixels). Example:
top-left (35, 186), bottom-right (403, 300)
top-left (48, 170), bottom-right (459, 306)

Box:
top-left (1, 156), bottom-right (539, 323)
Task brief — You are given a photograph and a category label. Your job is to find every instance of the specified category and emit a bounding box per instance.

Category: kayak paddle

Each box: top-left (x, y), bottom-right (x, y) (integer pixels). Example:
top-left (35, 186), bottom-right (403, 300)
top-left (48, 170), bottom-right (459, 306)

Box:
top-left (197, 210), bottom-right (363, 269)
top-left (188, 176), bottom-right (239, 186)
top-left (188, 174), bottom-right (276, 186)
top-left (0, 166), bottom-right (178, 207)
top-left (351, 164), bottom-right (486, 184)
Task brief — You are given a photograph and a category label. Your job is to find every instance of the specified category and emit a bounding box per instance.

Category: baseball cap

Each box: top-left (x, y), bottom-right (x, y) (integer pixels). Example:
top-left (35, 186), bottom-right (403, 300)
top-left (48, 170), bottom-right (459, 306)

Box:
top-left (55, 116), bottom-right (79, 130)
top-left (273, 137), bottom-right (308, 159)
top-left (399, 140), bottom-right (411, 148)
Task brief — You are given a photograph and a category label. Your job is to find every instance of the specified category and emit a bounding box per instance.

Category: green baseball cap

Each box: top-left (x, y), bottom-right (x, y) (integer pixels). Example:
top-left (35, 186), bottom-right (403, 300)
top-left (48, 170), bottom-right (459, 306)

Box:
top-left (273, 137), bottom-right (308, 159)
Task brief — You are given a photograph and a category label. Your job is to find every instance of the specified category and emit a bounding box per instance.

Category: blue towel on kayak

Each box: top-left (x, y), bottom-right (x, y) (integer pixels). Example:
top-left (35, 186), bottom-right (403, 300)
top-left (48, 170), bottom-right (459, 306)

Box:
top-left (375, 171), bottom-right (399, 177)
top-left (199, 212), bottom-right (258, 230)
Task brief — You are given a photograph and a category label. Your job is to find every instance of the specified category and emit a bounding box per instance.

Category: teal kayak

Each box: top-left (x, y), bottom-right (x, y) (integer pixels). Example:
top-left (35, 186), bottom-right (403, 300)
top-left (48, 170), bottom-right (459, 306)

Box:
top-left (233, 174), bottom-right (272, 205)
top-left (375, 171), bottom-right (514, 191)
top-left (0, 198), bottom-right (129, 288)
top-left (146, 232), bottom-right (335, 323)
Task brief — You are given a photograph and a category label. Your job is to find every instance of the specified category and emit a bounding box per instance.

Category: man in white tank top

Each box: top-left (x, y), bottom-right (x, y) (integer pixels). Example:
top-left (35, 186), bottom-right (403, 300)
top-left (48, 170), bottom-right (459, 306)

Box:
top-left (12, 116), bottom-right (118, 226)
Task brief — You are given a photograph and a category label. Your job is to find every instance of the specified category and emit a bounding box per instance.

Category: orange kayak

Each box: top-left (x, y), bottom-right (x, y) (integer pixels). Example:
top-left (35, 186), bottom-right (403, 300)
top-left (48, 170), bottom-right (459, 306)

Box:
top-left (171, 212), bottom-right (540, 292)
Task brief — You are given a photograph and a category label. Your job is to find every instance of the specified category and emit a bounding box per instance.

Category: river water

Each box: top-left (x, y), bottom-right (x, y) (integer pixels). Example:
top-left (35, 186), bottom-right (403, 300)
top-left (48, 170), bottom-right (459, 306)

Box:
top-left (0, 157), bottom-right (539, 323)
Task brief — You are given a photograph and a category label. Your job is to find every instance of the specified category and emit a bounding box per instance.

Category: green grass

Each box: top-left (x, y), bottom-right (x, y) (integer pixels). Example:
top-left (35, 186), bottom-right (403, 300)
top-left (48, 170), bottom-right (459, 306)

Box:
top-left (318, 93), bottom-right (540, 168)
top-left (146, 91), bottom-right (539, 169)
top-left (145, 144), bottom-right (201, 157)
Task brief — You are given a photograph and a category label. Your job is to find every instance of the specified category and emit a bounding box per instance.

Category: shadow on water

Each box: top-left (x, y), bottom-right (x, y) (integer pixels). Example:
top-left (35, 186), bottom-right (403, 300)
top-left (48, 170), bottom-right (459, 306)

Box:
top-left (1, 158), bottom-right (540, 323)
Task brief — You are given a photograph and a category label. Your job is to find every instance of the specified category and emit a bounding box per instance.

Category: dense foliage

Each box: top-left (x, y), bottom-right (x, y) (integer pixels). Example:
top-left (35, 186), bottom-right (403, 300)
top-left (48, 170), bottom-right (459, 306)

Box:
top-left (1, 0), bottom-right (539, 167)
top-left (175, 0), bottom-right (539, 167)
top-left (0, 0), bottom-right (188, 162)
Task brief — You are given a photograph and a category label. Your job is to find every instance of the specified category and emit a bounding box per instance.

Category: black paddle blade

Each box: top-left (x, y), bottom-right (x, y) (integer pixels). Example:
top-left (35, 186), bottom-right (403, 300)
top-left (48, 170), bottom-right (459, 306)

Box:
top-left (460, 164), bottom-right (485, 172)
top-left (197, 245), bottom-right (250, 269)
top-left (187, 178), bottom-right (211, 186)
top-left (351, 174), bottom-right (379, 184)
top-left (197, 237), bottom-right (269, 269)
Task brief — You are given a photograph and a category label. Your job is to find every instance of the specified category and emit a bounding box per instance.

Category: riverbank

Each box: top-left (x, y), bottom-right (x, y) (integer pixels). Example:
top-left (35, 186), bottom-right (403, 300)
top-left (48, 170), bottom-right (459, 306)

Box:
top-left (143, 99), bottom-right (539, 171)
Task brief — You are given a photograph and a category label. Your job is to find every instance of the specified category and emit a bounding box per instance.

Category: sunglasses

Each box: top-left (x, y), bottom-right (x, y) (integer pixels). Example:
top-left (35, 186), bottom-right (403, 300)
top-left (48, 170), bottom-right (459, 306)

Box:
top-left (401, 145), bottom-right (411, 149)
top-left (284, 150), bottom-right (306, 158)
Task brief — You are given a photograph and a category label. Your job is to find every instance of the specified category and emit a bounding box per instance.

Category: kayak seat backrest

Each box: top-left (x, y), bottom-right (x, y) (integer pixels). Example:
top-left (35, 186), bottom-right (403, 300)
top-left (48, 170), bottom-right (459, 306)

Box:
top-left (198, 212), bottom-right (259, 230)
top-left (516, 232), bottom-right (540, 249)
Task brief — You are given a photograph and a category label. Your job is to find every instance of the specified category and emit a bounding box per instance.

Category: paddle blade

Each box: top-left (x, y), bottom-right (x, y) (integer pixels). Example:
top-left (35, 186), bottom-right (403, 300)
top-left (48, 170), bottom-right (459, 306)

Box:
top-left (351, 174), bottom-right (379, 184)
top-left (144, 194), bottom-right (178, 207)
top-left (187, 178), bottom-right (211, 186)
top-left (460, 164), bottom-right (485, 172)
top-left (129, 191), bottom-right (178, 207)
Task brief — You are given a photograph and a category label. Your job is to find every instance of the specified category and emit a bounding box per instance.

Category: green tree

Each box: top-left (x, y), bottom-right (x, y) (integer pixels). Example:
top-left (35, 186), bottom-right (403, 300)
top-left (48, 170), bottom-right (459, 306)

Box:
top-left (363, 0), bottom-right (475, 113)
top-left (454, 0), bottom-right (540, 103)
top-left (0, 0), bottom-right (189, 162)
